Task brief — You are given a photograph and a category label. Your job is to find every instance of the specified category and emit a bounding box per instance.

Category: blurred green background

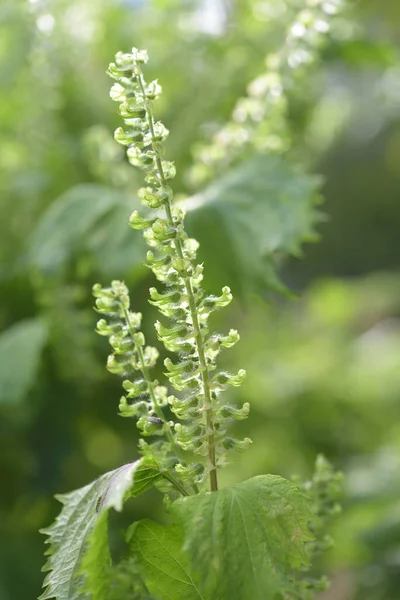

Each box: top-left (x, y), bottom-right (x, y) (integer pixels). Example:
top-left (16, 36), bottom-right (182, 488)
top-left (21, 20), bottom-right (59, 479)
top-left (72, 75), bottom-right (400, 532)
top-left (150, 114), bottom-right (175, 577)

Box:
top-left (1, 0), bottom-right (400, 599)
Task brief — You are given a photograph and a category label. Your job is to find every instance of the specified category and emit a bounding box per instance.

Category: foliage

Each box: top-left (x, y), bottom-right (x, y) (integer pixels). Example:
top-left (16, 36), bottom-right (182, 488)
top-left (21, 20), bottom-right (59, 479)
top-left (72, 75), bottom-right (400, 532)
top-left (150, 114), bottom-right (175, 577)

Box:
top-left (39, 45), bottom-right (341, 600)
top-left (40, 458), bottom-right (161, 600)
top-left (170, 475), bottom-right (314, 600)
top-left (0, 0), bottom-right (399, 599)
top-left (127, 520), bottom-right (208, 600)
top-left (0, 318), bottom-right (48, 405)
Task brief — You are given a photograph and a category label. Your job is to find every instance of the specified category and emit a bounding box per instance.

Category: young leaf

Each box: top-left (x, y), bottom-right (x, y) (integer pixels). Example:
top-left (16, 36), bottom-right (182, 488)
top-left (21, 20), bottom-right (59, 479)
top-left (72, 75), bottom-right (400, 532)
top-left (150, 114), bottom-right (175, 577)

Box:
top-left (183, 155), bottom-right (322, 295)
top-left (40, 456), bottom-right (162, 600)
top-left (127, 520), bottom-right (210, 600)
top-left (170, 474), bottom-right (314, 600)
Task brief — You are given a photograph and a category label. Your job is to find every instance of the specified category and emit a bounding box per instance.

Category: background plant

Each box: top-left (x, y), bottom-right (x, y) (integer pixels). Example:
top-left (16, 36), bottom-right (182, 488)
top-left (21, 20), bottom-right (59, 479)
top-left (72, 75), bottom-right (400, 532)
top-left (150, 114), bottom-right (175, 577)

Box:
top-left (0, 0), bottom-right (400, 599)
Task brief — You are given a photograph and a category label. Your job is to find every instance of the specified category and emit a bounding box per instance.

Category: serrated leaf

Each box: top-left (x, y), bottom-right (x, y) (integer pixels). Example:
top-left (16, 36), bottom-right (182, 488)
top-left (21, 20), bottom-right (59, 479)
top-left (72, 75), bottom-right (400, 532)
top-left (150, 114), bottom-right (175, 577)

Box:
top-left (80, 512), bottom-right (111, 600)
top-left (183, 155), bottom-right (322, 295)
top-left (127, 520), bottom-right (210, 600)
top-left (40, 456), bottom-right (163, 600)
top-left (0, 318), bottom-right (48, 405)
top-left (170, 475), bottom-right (314, 600)
top-left (27, 184), bottom-right (146, 277)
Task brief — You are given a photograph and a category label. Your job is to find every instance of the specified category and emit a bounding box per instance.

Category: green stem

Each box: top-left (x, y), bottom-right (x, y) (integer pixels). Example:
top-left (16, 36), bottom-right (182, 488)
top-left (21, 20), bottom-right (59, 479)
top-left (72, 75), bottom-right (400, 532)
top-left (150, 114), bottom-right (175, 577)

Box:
top-left (137, 69), bottom-right (218, 492)
top-left (162, 471), bottom-right (189, 496)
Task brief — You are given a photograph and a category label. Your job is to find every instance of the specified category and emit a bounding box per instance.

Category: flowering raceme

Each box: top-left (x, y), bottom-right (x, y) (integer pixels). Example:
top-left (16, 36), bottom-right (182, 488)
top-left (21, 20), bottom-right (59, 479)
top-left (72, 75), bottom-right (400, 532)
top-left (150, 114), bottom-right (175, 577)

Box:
top-left (95, 48), bottom-right (251, 493)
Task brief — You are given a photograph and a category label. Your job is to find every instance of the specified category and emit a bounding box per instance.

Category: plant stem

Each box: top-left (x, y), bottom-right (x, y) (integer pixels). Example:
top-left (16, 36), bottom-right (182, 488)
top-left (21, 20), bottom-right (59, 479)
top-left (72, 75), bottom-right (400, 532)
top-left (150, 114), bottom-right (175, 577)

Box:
top-left (161, 471), bottom-right (189, 496)
top-left (137, 70), bottom-right (218, 492)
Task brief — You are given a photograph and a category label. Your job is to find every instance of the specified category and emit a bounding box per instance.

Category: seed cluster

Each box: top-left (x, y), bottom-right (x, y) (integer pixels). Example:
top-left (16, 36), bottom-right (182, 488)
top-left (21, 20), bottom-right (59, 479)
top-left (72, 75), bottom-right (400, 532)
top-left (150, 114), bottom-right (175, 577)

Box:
top-left (93, 49), bottom-right (250, 492)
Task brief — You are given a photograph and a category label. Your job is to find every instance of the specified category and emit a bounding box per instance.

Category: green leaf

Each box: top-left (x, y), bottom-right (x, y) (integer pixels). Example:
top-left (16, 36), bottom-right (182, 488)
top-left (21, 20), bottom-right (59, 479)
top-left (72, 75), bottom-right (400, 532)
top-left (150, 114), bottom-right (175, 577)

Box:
top-left (40, 456), bottom-right (163, 600)
top-left (170, 475), bottom-right (314, 600)
top-left (27, 184), bottom-right (146, 277)
top-left (80, 512), bottom-right (111, 600)
top-left (183, 155), bottom-right (322, 295)
top-left (0, 318), bottom-right (48, 405)
top-left (127, 520), bottom-right (210, 600)
top-left (328, 39), bottom-right (398, 67)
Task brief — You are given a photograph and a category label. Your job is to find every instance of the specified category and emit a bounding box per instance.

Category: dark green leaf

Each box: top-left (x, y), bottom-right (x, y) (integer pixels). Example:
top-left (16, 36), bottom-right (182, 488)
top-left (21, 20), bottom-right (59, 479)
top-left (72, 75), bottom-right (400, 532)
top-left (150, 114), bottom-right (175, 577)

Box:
top-left (27, 184), bottom-right (146, 277)
top-left (127, 520), bottom-right (210, 600)
top-left (0, 318), bottom-right (48, 405)
top-left (183, 155), bottom-right (322, 295)
top-left (170, 474), bottom-right (314, 600)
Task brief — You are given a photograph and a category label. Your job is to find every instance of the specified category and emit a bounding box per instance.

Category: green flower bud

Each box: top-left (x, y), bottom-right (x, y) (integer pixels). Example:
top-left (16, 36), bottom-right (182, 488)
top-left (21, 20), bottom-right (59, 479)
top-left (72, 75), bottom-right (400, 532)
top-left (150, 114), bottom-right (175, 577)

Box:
top-left (133, 331), bottom-right (145, 347)
top-left (220, 402), bottom-right (250, 420)
top-left (129, 210), bottom-right (154, 230)
top-left (114, 127), bottom-right (143, 145)
top-left (175, 461), bottom-right (205, 483)
top-left (149, 287), bottom-right (181, 306)
top-left (119, 396), bottom-right (149, 418)
top-left (137, 415), bottom-right (167, 436)
top-left (126, 311), bottom-right (142, 330)
top-left (164, 358), bottom-right (196, 375)
top-left (168, 394), bottom-right (200, 419)
top-left (95, 319), bottom-right (123, 337)
top-left (142, 346), bottom-right (159, 368)
top-left (145, 80), bottom-right (162, 99)
top-left (131, 47), bottom-right (149, 64)
top-left (152, 219), bottom-right (176, 242)
top-left (168, 375), bottom-right (199, 392)
top-left (222, 437), bottom-right (252, 451)
top-left (107, 63), bottom-right (130, 80)
top-left (157, 185), bottom-right (173, 204)
top-left (94, 296), bottom-right (120, 314)
top-left (109, 333), bottom-right (135, 354)
top-left (127, 146), bottom-right (154, 167)
top-left (171, 257), bottom-right (191, 275)
top-left (155, 321), bottom-right (188, 342)
top-left (115, 51), bottom-right (135, 70)
top-left (110, 83), bottom-right (127, 102)
top-left (183, 238), bottom-right (199, 260)
top-left (152, 121), bottom-right (169, 141)
top-left (160, 160), bottom-right (176, 180)
top-left (202, 286), bottom-right (233, 311)
top-left (153, 385), bottom-right (168, 407)
top-left (146, 251), bottom-right (172, 269)
top-left (213, 369), bottom-right (246, 388)
top-left (192, 264), bottom-right (204, 286)
top-left (107, 354), bottom-right (132, 375)
top-left (122, 378), bottom-right (148, 398)
top-left (119, 102), bottom-right (146, 119)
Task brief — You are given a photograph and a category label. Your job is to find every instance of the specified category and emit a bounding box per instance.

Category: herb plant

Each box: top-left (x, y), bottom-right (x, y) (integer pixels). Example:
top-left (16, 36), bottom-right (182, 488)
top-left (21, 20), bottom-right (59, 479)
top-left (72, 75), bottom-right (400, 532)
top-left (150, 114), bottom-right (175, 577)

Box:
top-left (40, 40), bottom-right (342, 600)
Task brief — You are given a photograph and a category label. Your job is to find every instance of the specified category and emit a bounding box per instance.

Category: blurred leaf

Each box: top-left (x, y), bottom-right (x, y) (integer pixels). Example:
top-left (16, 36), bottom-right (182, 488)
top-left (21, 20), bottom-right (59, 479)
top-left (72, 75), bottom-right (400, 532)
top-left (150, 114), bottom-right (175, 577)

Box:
top-left (127, 520), bottom-right (209, 600)
top-left (40, 456), bottom-right (163, 600)
top-left (27, 184), bottom-right (146, 278)
top-left (183, 155), bottom-right (322, 295)
top-left (0, 318), bottom-right (48, 405)
top-left (170, 475), bottom-right (314, 600)
top-left (328, 39), bottom-right (398, 67)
